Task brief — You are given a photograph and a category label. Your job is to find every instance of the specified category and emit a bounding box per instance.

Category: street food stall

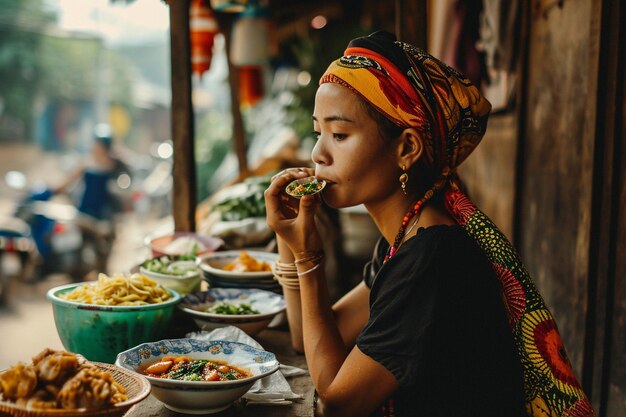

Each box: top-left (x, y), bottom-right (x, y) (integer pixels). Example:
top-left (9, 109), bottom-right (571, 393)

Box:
top-left (1, 0), bottom-right (625, 415)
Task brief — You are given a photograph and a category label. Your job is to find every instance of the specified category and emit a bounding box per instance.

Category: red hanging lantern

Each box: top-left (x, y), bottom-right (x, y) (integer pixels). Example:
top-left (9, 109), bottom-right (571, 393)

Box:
top-left (189, 0), bottom-right (219, 78)
top-left (238, 66), bottom-right (264, 107)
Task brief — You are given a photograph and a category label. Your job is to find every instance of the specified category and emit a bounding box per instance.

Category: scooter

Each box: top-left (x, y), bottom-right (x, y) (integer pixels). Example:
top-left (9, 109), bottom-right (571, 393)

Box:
top-left (0, 216), bottom-right (38, 304)
top-left (0, 172), bottom-right (115, 291)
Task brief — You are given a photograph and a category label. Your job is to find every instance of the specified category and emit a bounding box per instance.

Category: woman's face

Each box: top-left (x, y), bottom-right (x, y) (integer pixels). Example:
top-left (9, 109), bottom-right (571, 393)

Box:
top-left (312, 83), bottom-right (399, 208)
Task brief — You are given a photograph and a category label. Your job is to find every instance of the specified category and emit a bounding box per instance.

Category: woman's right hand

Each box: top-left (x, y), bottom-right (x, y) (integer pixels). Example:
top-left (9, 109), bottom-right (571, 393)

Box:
top-left (264, 167), bottom-right (323, 256)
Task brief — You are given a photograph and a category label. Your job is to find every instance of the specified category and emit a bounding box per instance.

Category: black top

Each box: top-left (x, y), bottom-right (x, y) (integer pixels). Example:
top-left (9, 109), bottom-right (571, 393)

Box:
top-left (356, 225), bottom-right (526, 417)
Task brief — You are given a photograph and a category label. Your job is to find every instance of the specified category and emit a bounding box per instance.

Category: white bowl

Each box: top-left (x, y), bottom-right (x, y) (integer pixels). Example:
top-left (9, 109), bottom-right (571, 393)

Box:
top-left (115, 339), bottom-right (279, 414)
top-left (139, 256), bottom-right (202, 295)
top-left (179, 288), bottom-right (286, 335)
top-left (199, 250), bottom-right (278, 280)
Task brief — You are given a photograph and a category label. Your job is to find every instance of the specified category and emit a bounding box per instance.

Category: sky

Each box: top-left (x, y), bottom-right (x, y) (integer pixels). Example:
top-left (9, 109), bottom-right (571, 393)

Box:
top-left (47, 0), bottom-right (170, 45)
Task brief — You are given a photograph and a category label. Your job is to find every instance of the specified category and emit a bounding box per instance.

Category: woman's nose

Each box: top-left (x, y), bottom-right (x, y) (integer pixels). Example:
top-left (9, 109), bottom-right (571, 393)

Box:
top-left (311, 137), bottom-right (328, 166)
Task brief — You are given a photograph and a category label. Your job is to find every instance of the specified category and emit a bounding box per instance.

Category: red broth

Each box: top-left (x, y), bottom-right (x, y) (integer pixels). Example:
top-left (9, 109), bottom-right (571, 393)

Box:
top-left (139, 356), bottom-right (251, 381)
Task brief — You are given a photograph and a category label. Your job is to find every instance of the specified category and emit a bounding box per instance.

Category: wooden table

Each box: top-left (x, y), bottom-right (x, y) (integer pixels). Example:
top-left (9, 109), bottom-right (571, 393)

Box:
top-left (125, 328), bottom-right (315, 417)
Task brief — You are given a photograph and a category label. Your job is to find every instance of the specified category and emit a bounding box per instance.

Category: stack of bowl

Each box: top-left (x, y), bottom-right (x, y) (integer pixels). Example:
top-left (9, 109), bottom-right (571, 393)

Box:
top-left (199, 250), bottom-right (280, 293)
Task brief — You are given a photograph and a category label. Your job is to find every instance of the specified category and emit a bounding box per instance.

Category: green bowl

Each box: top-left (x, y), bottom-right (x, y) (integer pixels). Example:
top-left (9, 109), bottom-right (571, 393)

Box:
top-left (46, 283), bottom-right (181, 364)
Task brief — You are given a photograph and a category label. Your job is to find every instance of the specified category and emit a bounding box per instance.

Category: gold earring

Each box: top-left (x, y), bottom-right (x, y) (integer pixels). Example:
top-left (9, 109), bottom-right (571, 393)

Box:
top-left (399, 165), bottom-right (408, 195)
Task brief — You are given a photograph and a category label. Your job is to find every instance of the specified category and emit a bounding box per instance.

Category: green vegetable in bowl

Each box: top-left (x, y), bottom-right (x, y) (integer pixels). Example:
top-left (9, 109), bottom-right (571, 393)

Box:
top-left (142, 256), bottom-right (197, 276)
top-left (206, 302), bottom-right (260, 315)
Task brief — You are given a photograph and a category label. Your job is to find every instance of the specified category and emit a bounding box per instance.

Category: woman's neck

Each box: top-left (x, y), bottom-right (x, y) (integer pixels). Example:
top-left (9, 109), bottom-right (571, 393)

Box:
top-left (365, 192), bottom-right (455, 245)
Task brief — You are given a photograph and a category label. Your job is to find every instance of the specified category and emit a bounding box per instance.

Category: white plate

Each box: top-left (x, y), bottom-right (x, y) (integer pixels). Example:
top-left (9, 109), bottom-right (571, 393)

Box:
top-left (199, 250), bottom-right (278, 280)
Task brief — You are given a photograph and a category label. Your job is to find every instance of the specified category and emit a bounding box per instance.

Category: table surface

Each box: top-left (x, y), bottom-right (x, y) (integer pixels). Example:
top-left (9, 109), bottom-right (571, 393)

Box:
top-left (124, 328), bottom-right (314, 417)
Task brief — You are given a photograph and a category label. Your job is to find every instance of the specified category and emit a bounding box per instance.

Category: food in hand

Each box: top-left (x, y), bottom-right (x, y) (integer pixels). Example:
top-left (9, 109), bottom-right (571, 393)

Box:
top-left (222, 251), bottom-right (271, 272)
top-left (285, 177), bottom-right (326, 198)
top-left (141, 356), bottom-right (251, 381)
top-left (205, 302), bottom-right (260, 315)
top-left (0, 349), bottom-right (127, 411)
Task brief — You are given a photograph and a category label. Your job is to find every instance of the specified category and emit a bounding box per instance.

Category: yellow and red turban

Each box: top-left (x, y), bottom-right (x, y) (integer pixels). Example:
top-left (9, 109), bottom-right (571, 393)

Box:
top-left (319, 31), bottom-right (491, 175)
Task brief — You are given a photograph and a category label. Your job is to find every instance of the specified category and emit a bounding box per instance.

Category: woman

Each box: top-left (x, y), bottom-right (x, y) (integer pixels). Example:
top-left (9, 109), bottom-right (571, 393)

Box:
top-left (265, 31), bottom-right (593, 417)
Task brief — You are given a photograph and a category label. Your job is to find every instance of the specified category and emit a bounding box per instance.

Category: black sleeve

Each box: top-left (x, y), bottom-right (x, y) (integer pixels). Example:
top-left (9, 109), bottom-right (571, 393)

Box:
top-left (356, 235), bottom-right (441, 386)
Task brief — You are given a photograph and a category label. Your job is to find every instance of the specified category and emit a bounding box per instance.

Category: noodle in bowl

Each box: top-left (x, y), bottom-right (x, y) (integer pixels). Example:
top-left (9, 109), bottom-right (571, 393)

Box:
top-left (47, 275), bottom-right (181, 364)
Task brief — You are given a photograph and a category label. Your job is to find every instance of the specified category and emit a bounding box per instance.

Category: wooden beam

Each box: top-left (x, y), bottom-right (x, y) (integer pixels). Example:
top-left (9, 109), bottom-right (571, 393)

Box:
top-left (168, 0), bottom-right (196, 231)
top-left (216, 13), bottom-right (249, 178)
top-left (395, 0), bottom-right (427, 48)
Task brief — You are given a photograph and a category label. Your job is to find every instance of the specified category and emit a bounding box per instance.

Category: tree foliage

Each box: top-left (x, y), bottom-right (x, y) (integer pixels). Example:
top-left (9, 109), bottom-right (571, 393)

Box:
top-left (0, 0), bottom-right (56, 138)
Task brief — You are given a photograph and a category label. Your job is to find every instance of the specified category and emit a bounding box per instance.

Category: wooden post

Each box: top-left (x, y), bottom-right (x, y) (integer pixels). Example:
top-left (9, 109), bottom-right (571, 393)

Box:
top-left (168, 0), bottom-right (196, 232)
top-left (216, 13), bottom-right (249, 178)
top-left (395, 0), bottom-right (427, 48)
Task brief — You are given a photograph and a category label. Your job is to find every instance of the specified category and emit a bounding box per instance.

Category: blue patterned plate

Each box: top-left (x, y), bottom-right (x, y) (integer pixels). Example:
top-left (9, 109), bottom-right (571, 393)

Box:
top-left (178, 288), bottom-right (286, 336)
top-left (115, 339), bottom-right (279, 414)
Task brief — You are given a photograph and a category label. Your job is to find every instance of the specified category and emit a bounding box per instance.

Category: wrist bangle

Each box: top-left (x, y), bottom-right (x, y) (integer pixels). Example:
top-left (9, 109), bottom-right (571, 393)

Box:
top-left (297, 262), bottom-right (322, 277)
top-left (294, 250), bottom-right (324, 265)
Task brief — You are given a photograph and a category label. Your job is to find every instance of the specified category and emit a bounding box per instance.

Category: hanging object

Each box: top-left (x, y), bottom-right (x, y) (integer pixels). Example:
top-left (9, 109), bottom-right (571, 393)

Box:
top-left (189, 0), bottom-right (219, 78)
top-left (210, 0), bottom-right (249, 12)
top-left (238, 66), bottom-right (264, 107)
top-left (230, 1), bottom-right (270, 66)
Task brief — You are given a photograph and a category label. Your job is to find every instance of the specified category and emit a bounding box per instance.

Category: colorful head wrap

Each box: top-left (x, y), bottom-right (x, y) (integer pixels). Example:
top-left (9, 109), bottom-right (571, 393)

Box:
top-left (320, 31), bottom-right (594, 417)
top-left (320, 30), bottom-right (491, 177)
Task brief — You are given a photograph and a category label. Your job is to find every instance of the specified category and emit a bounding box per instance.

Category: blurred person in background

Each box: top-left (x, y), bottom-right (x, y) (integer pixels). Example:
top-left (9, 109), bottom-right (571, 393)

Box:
top-left (52, 123), bottom-right (128, 222)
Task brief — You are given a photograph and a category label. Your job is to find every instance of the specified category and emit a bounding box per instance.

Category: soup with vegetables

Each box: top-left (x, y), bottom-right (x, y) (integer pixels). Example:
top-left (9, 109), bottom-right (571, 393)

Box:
top-left (141, 356), bottom-right (251, 381)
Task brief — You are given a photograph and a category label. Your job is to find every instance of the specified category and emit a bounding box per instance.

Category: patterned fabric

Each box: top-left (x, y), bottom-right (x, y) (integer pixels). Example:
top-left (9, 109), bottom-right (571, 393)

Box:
top-left (320, 31), bottom-right (595, 417)
top-left (445, 185), bottom-right (594, 416)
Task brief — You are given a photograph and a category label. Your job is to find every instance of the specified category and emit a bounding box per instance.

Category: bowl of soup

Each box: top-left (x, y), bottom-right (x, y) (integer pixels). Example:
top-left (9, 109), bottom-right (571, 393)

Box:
top-left (115, 338), bottom-right (279, 414)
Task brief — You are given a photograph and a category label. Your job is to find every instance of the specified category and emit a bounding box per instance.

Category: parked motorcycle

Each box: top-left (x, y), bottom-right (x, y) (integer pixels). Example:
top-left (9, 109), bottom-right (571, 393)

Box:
top-left (0, 216), bottom-right (38, 304)
top-left (0, 171), bottom-right (116, 296)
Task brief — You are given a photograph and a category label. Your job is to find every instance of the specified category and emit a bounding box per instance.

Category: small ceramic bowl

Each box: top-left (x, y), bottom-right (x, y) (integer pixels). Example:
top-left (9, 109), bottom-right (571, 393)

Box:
top-left (147, 232), bottom-right (223, 257)
top-left (179, 288), bottom-right (286, 335)
top-left (285, 176), bottom-right (326, 199)
top-left (139, 255), bottom-right (202, 295)
top-left (115, 339), bottom-right (279, 414)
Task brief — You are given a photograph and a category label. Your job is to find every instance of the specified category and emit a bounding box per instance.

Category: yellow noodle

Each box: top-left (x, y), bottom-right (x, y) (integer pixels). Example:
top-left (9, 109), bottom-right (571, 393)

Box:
top-left (59, 273), bottom-right (171, 306)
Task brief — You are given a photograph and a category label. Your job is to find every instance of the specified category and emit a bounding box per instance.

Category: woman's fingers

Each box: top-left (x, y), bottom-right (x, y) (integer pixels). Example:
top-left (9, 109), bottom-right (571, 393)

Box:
top-left (270, 167), bottom-right (313, 182)
top-left (265, 171), bottom-right (301, 224)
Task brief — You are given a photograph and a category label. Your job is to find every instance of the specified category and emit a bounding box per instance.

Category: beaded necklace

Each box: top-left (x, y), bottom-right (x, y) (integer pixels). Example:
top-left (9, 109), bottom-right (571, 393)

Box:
top-left (383, 185), bottom-right (439, 264)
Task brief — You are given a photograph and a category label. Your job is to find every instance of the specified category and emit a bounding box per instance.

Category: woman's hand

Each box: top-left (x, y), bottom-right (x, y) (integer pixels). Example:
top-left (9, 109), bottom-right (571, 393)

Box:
top-left (264, 167), bottom-right (323, 255)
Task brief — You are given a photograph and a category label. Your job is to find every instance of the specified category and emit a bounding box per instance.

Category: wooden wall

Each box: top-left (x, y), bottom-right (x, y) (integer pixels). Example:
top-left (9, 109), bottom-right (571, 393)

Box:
top-left (519, 0), bottom-right (601, 375)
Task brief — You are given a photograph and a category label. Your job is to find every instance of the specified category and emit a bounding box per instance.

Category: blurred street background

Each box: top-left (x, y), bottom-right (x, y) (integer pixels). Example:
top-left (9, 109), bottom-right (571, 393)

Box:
top-left (0, 0), bottom-right (175, 368)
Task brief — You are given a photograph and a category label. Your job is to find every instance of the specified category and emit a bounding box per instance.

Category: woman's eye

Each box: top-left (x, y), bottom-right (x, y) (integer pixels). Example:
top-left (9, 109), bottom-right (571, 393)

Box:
top-left (333, 133), bottom-right (347, 141)
top-left (312, 131), bottom-right (321, 140)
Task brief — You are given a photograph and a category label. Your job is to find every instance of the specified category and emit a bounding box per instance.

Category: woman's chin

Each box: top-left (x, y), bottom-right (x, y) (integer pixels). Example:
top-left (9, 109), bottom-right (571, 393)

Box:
top-left (321, 191), bottom-right (357, 209)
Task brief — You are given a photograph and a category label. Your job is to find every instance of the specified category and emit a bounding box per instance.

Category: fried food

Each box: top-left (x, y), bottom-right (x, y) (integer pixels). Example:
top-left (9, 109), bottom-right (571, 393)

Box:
top-left (222, 251), bottom-right (271, 272)
top-left (0, 349), bottom-right (128, 410)
top-left (0, 362), bottom-right (37, 401)
top-left (57, 365), bottom-right (127, 409)
top-left (33, 348), bottom-right (82, 386)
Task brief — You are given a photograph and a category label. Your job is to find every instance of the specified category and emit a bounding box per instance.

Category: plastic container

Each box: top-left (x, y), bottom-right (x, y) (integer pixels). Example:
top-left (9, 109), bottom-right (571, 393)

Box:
top-left (47, 283), bottom-right (181, 363)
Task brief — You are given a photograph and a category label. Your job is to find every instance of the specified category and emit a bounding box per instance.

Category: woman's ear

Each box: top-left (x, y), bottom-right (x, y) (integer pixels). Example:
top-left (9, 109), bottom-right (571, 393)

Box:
top-left (396, 127), bottom-right (424, 168)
